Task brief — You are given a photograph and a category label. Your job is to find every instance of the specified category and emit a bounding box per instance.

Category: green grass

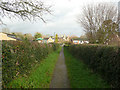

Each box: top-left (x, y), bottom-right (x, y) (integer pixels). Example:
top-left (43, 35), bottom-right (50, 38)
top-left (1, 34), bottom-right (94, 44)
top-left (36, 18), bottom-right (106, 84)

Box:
top-left (64, 47), bottom-right (110, 88)
top-left (6, 47), bottom-right (62, 88)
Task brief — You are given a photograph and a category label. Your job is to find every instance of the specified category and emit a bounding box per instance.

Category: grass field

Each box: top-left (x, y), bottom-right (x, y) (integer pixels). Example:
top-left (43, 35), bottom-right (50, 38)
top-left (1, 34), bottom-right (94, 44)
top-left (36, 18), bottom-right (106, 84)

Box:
top-left (6, 47), bottom-right (61, 88)
top-left (64, 47), bottom-right (110, 88)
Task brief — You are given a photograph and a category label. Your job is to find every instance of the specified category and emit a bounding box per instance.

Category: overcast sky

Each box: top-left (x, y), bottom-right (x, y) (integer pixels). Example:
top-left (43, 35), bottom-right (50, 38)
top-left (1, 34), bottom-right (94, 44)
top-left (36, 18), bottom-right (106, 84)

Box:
top-left (1, 0), bottom-right (120, 36)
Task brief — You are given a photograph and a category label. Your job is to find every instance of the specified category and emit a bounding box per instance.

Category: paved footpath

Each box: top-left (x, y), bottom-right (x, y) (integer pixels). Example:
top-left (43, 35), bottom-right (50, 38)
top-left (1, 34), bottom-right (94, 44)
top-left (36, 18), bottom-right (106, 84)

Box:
top-left (50, 47), bottom-right (70, 88)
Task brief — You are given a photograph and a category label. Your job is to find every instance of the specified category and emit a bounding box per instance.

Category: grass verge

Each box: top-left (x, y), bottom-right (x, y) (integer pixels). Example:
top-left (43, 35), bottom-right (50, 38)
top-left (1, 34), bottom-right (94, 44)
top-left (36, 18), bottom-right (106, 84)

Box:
top-left (64, 47), bottom-right (110, 88)
top-left (6, 47), bottom-right (62, 88)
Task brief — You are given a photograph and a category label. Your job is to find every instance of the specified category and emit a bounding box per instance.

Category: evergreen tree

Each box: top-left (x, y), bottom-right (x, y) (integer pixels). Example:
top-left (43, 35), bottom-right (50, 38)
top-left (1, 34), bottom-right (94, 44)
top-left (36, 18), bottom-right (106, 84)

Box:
top-left (55, 34), bottom-right (58, 43)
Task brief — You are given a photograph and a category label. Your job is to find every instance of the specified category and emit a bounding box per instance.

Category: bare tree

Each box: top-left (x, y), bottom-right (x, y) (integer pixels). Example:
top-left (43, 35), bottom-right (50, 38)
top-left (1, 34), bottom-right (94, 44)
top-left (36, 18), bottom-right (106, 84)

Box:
top-left (0, 0), bottom-right (52, 24)
top-left (2, 28), bottom-right (10, 33)
top-left (77, 3), bottom-right (118, 43)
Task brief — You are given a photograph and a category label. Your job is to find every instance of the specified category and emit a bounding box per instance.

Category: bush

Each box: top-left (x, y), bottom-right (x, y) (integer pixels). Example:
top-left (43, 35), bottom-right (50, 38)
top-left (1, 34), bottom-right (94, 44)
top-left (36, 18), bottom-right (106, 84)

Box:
top-left (2, 41), bottom-right (59, 88)
top-left (49, 43), bottom-right (60, 51)
top-left (68, 44), bottom-right (120, 88)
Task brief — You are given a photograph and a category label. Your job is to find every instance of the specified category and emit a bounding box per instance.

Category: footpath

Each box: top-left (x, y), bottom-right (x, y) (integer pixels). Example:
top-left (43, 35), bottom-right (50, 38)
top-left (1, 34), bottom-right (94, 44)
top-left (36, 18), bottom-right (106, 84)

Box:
top-left (50, 47), bottom-right (70, 88)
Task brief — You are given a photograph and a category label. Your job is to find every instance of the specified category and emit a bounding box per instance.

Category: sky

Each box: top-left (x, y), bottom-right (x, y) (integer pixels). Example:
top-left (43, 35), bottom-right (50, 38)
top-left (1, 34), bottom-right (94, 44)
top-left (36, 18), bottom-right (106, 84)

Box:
top-left (0, 0), bottom-right (120, 37)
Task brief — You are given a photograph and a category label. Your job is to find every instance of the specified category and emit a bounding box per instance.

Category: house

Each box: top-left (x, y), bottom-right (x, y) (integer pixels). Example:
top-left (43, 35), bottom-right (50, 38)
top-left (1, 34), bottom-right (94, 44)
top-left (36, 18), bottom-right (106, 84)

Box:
top-left (66, 36), bottom-right (70, 42)
top-left (37, 37), bottom-right (54, 43)
top-left (36, 35), bottom-right (70, 43)
top-left (72, 39), bottom-right (81, 44)
top-left (58, 35), bottom-right (70, 42)
top-left (43, 38), bottom-right (49, 43)
top-left (36, 38), bottom-right (43, 43)
top-left (0, 32), bottom-right (17, 41)
top-left (47, 37), bottom-right (54, 43)
top-left (72, 38), bottom-right (89, 44)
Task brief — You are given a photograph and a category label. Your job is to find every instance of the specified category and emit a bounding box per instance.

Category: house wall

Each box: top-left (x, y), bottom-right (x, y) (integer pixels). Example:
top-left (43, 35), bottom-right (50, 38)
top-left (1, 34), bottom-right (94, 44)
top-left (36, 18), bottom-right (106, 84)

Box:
top-left (47, 37), bottom-right (54, 43)
top-left (73, 40), bottom-right (80, 44)
top-left (43, 40), bottom-right (48, 43)
top-left (38, 40), bottom-right (42, 43)
top-left (73, 40), bottom-right (89, 44)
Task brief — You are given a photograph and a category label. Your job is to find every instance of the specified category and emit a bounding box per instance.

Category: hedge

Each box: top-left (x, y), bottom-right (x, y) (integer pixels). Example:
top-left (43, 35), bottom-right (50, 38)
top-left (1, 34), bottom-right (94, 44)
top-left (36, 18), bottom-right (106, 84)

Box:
top-left (68, 44), bottom-right (120, 88)
top-left (2, 41), bottom-right (59, 88)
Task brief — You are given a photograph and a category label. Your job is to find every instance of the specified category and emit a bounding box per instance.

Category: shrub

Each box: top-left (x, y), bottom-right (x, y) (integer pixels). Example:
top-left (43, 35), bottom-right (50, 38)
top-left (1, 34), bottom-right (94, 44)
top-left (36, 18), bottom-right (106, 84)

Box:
top-left (2, 41), bottom-right (59, 88)
top-left (68, 44), bottom-right (120, 88)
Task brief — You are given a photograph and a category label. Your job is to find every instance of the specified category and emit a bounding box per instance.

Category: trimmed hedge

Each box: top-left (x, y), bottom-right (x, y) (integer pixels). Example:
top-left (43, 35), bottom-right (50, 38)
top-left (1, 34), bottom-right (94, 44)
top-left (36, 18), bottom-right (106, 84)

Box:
top-left (68, 44), bottom-right (120, 88)
top-left (2, 41), bottom-right (59, 88)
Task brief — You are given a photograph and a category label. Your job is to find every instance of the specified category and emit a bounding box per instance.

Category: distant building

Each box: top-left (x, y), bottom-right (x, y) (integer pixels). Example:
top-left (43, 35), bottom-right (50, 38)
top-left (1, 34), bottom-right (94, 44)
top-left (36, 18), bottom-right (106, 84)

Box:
top-left (72, 38), bottom-right (89, 44)
top-left (36, 38), bottom-right (43, 43)
top-left (0, 32), bottom-right (17, 41)
top-left (47, 37), bottom-right (54, 43)
top-left (36, 35), bottom-right (70, 43)
top-left (58, 35), bottom-right (70, 42)
top-left (66, 36), bottom-right (70, 42)
top-left (72, 39), bottom-right (81, 44)
top-left (37, 37), bottom-right (54, 43)
top-left (43, 38), bottom-right (49, 43)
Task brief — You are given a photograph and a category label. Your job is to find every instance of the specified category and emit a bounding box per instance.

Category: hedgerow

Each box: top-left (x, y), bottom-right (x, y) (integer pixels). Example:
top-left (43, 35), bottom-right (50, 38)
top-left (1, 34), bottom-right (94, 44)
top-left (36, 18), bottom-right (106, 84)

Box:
top-left (2, 41), bottom-right (59, 88)
top-left (68, 44), bottom-right (120, 88)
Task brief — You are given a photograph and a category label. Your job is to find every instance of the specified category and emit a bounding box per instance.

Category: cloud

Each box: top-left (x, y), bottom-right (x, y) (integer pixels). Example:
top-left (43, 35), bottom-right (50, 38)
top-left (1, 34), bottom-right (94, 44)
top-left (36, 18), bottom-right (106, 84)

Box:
top-left (1, 0), bottom-right (119, 37)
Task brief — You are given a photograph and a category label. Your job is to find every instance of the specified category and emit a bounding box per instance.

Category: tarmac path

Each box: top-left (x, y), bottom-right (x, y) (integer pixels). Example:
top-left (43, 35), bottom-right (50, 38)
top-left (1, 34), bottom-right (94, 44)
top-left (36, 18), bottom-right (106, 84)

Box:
top-left (50, 47), bottom-right (70, 88)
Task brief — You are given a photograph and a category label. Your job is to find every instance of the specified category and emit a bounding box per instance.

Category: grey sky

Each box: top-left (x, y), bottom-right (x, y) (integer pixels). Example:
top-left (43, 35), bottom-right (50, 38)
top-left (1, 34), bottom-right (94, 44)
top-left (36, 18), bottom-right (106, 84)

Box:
top-left (1, 0), bottom-right (120, 36)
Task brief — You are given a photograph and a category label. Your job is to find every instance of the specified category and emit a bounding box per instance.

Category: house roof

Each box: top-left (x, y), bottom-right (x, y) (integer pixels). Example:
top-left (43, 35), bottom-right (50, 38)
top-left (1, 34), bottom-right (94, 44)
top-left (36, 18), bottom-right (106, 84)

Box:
top-left (43, 38), bottom-right (49, 40)
top-left (36, 38), bottom-right (43, 40)
top-left (0, 32), bottom-right (16, 41)
top-left (0, 32), bottom-right (22, 41)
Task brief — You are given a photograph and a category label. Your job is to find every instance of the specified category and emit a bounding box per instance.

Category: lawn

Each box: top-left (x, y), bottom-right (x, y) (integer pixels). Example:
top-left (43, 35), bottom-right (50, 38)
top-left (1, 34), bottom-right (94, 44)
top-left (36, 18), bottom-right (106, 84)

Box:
top-left (6, 47), bottom-right (61, 88)
top-left (64, 47), bottom-right (110, 88)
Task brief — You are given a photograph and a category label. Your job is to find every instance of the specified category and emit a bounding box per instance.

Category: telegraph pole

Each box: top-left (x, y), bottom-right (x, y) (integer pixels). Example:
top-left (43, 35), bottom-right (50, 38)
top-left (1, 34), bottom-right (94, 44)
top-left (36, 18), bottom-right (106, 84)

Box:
top-left (118, 1), bottom-right (120, 36)
top-left (118, 1), bottom-right (120, 46)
